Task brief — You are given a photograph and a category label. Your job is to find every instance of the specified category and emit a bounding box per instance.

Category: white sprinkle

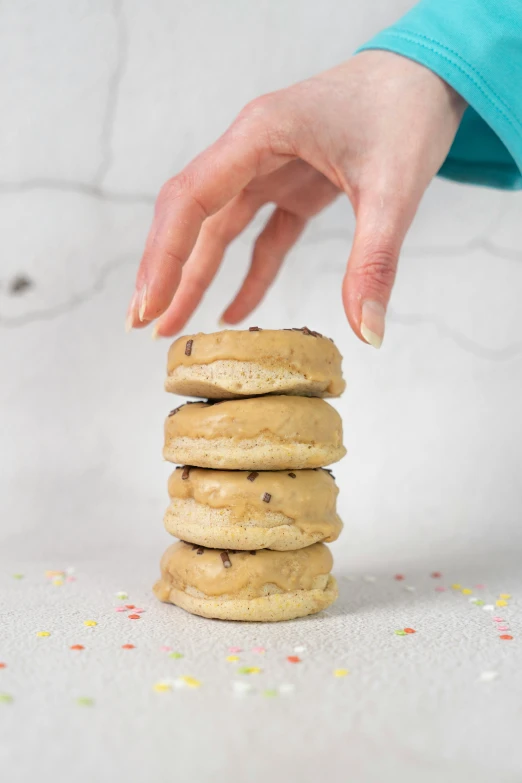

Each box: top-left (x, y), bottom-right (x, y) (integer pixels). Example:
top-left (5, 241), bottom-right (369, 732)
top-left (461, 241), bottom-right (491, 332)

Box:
top-left (279, 683), bottom-right (295, 695)
top-left (479, 671), bottom-right (499, 682)
top-left (345, 575), bottom-right (358, 582)
top-left (363, 575), bottom-right (376, 583)
top-left (482, 605), bottom-right (494, 612)
top-left (65, 567), bottom-right (75, 575)
top-left (233, 681), bottom-right (252, 695)
top-left (404, 586), bottom-right (416, 592)
top-left (294, 645), bottom-right (306, 653)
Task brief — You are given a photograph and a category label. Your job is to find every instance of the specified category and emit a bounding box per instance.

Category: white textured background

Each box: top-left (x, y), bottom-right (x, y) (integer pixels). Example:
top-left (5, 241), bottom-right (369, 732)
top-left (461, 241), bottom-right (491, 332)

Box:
top-left (1, 2), bottom-right (522, 782)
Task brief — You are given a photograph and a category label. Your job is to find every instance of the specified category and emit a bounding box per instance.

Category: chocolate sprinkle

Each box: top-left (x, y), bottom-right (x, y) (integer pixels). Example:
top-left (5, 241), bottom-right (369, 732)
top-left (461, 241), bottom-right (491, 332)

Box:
top-left (247, 472), bottom-right (259, 482)
top-left (249, 326), bottom-right (261, 331)
top-left (168, 401), bottom-right (199, 417)
top-left (262, 492), bottom-right (271, 503)
top-left (181, 465), bottom-right (191, 480)
top-left (250, 551), bottom-right (257, 555)
top-left (185, 339), bottom-right (193, 356)
top-left (220, 552), bottom-right (231, 568)
top-left (191, 544), bottom-right (199, 550)
top-left (288, 472), bottom-right (296, 478)
top-left (323, 468), bottom-right (336, 480)
top-left (196, 547), bottom-right (204, 555)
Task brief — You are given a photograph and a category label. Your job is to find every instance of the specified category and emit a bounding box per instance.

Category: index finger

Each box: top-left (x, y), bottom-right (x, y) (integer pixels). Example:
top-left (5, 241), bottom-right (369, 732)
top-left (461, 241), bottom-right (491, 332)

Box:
top-left (129, 99), bottom-right (293, 327)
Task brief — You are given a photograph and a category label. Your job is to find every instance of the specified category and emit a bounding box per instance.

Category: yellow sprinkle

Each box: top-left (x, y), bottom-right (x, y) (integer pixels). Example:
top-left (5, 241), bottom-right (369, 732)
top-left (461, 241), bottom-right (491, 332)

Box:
top-left (334, 669), bottom-right (349, 677)
top-left (153, 682), bottom-right (171, 692)
top-left (496, 600), bottom-right (508, 607)
top-left (226, 655), bottom-right (239, 662)
top-left (238, 666), bottom-right (261, 675)
top-left (36, 631), bottom-right (50, 637)
top-left (461, 589), bottom-right (472, 595)
top-left (83, 620), bottom-right (97, 627)
top-left (180, 676), bottom-right (201, 688)
top-left (451, 584), bottom-right (461, 590)
top-left (499, 594), bottom-right (512, 600)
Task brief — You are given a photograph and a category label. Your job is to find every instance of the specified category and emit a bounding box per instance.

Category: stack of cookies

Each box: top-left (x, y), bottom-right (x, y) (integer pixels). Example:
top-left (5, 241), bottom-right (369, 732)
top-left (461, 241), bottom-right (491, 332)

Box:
top-left (154, 327), bottom-right (346, 622)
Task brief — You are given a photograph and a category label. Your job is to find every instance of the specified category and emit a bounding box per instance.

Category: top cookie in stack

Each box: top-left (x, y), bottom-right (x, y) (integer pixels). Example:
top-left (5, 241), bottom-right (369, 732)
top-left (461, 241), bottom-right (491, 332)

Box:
top-left (154, 327), bottom-right (346, 622)
top-left (164, 326), bottom-right (345, 399)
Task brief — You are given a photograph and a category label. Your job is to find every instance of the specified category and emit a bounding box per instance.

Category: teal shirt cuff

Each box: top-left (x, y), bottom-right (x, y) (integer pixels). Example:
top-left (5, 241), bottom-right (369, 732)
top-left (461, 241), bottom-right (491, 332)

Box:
top-left (357, 2), bottom-right (522, 190)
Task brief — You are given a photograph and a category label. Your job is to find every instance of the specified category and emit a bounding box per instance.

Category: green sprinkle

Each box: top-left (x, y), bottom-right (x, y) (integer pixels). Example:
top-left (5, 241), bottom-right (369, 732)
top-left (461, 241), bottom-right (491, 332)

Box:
top-left (474, 600), bottom-right (485, 606)
top-left (0, 693), bottom-right (13, 704)
top-left (263, 689), bottom-right (278, 698)
top-left (12, 574), bottom-right (24, 580)
top-left (394, 630), bottom-right (407, 636)
top-left (169, 652), bottom-right (184, 659)
top-left (75, 697), bottom-right (94, 707)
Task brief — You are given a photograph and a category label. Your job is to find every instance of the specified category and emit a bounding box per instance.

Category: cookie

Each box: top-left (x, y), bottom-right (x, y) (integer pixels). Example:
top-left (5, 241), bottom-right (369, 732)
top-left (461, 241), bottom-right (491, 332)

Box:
top-left (164, 396), bottom-right (346, 470)
top-left (164, 466), bottom-right (342, 550)
top-left (165, 328), bottom-right (345, 399)
top-left (154, 541), bottom-right (338, 621)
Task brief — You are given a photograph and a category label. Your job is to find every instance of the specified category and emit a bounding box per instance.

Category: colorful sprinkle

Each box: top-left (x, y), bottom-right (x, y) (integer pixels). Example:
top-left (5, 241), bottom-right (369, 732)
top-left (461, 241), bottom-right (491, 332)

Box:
top-left (474, 584), bottom-right (484, 589)
top-left (293, 645), bottom-right (306, 653)
top-left (115, 607), bottom-right (127, 613)
top-left (226, 655), bottom-right (240, 663)
top-left (128, 614), bottom-right (141, 620)
top-left (435, 586), bottom-right (446, 592)
top-left (168, 652), bottom-right (184, 660)
top-left (75, 697), bottom-right (94, 707)
top-left (131, 608), bottom-right (145, 614)
top-left (479, 671), bottom-right (499, 682)
top-left (451, 584), bottom-right (461, 590)
top-left (153, 682), bottom-right (171, 693)
top-left (405, 586), bottom-right (416, 592)
top-left (431, 572), bottom-right (442, 578)
top-left (160, 645), bottom-right (172, 652)
top-left (394, 574), bottom-right (405, 581)
top-left (278, 683), bottom-right (295, 694)
top-left (461, 589), bottom-right (472, 595)
top-left (176, 676), bottom-right (201, 688)
top-left (471, 599), bottom-right (484, 605)
top-left (483, 605), bottom-right (494, 612)
top-left (12, 574), bottom-right (24, 580)
top-left (287, 656), bottom-right (301, 663)
top-left (496, 600), bottom-right (508, 608)
top-left (83, 620), bottom-right (97, 627)
top-left (499, 594), bottom-right (512, 600)
top-left (404, 628), bottom-right (416, 634)
top-left (238, 667), bottom-right (261, 675)
top-left (0, 693), bottom-right (13, 704)
top-left (252, 646), bottom-right (266, 654)
top-left (36, 631), bottom-right (51, 637)
top-left (125, 605), bottom-right (135, 610)
top-left (0, 663), bottom-right (7, 669)
top-left (233, 681), bottom-right (252, 695)
top-left (363, 575), bottom-right (376, 583)
top-left (394, 629), bottom-right (407, 636)
top-left (334, 669), bottom-right (349, 677)
top-left (263, 689), bottom-right (278, 698)
top-left (228, 647), bottom-right (242, 653)
top-left (122, 644), bottom-right (135, 650)
top-left (115, 592), bottom-right (128, 600)
top-left (500, 635), bottom-right (513, 640)
top-left (70, 644), bottom-right (84, 651)
top-left (497, 626), bottom-right (510, 631)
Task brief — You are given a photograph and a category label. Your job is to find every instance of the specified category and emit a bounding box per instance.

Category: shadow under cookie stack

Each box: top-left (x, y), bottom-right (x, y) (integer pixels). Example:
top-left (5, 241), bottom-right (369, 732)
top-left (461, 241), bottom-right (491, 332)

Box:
top-left (154, 327), bottom-right (346, 622)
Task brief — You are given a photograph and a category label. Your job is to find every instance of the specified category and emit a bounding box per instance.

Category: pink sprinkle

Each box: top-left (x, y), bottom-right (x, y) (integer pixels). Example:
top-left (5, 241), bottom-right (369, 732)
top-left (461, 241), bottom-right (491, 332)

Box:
top-left (497, 625), bottom-right (510, 631)
top-left (66, 576), bottom-right (76, 583)
top-left (474, 584), bottom-right (485, 589)
top-left (435, 586), bottom-right (446, 592)
top-left (252, 646), bottom-right (265, 654)
top-left (493, 617), bottom-right (504, 623)
top-left (160, 646), bottom-right (172, 652)
top-left (228, 647), bottom-right (242, 653)
top-left (115, 607), bottom-right (127, 612)
top-left (132, 608), bottom-right (145, 614)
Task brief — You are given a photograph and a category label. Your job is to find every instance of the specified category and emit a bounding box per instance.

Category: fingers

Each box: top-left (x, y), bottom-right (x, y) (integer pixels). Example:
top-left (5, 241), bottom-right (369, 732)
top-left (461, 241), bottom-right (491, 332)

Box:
top-left (342, 189), bottom-right (420, 348)
top-left (128, 97), bottom-right (295, 329)
top-left (222, 207), bottom-right (306, 324)
top-left (152, 193), bottom-right (262, 338)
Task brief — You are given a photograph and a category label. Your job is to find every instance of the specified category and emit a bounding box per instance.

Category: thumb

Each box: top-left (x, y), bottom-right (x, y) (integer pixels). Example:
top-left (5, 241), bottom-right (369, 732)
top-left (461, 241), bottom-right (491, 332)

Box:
top-left (342, 190), bottom-right (419, 348)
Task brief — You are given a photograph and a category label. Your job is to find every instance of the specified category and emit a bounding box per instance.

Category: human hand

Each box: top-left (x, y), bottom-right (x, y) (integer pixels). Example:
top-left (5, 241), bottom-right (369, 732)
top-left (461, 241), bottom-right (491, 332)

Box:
top-left (126, 50), bottom-right (466, 347)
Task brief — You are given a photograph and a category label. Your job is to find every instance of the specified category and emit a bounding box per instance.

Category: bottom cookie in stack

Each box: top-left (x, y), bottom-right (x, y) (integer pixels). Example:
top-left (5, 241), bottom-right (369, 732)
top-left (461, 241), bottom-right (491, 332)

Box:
top-left (154, 540), bottom-right (338, 622)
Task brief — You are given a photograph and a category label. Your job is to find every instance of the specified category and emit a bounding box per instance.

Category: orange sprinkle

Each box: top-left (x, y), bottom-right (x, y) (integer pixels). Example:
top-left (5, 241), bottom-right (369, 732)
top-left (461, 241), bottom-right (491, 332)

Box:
top-left (404, 628), bottom-right (416, 634)
top-left (287, 656), bottom-right (301, 663)
top-left (125, 605), bottom-right (135, 609)
top-left (500, 634), bottom-right (513, 640)
top-left (431, 572), bottom-right (442, 578)
top-left (394, 574), bottom-right (405, 581)
top-left (122, 644), bottom-right (135, 649)
top-left (70, 644), bottom-right (84, 650)
top-left (0, 663), bottom-right (6, 669)
top-left (128, 614), bottom-right (140, 620)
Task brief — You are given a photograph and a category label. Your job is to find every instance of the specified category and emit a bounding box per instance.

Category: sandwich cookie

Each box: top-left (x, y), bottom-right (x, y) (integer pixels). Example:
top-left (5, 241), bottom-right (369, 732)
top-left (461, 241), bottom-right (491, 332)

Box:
top-left (165, 466), bottom-right (343, 550)
top-left (154, 541), bottom-right (338, 622)
top-left (165, 327), bottom-right (345, 399)
top-left (164, 396), bottom-right (346, 470)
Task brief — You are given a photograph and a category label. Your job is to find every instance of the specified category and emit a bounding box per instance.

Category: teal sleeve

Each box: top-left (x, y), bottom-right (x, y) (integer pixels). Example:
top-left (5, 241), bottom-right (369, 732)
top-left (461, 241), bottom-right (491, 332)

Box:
top-left (357, 0), bottom-right (522, 190)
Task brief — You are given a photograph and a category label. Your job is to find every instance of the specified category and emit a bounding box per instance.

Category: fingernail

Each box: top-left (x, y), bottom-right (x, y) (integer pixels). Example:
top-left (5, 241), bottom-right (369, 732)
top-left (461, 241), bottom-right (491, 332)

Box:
top-left (360, 300), bottom-right (385, 349)
top-left (138, 285), bottom-right (148, 322)
top-left (125, 292), bottom-right (138, 333)
top-left (151, 322), bottom-right (161, 340)
top-left (218, 317), bottom-right (228, 328)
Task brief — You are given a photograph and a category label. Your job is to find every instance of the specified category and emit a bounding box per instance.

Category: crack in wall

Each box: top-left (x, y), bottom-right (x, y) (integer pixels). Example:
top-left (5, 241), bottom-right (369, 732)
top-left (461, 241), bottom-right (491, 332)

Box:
top-left (0, 254), bottom-right (134, 329)
top-left (93, 0), bottom-right (128, 187)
